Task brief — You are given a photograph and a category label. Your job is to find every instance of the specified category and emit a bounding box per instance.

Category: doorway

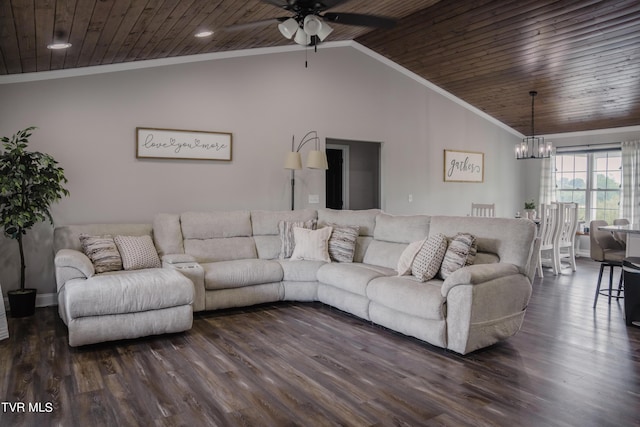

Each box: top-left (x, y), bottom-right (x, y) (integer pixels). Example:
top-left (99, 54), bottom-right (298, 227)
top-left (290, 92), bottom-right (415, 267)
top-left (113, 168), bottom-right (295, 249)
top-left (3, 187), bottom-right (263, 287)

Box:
top-left (326, 139), bottom-right (381, 210)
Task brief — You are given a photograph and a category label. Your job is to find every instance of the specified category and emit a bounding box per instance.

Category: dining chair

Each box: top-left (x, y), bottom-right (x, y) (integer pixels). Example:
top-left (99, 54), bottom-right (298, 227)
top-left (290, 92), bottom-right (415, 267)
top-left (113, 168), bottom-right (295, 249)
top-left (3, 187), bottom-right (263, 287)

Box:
top-left (471, 203), bottom-right (495, 217)
top-left (613, 218), bottom-right (630, 247)
top-left (590, 220), bottom-right (626, 307)
top-left (537, 203), bottom-right (561, 277)
top-left (556, 202), bottom-right (579, 272)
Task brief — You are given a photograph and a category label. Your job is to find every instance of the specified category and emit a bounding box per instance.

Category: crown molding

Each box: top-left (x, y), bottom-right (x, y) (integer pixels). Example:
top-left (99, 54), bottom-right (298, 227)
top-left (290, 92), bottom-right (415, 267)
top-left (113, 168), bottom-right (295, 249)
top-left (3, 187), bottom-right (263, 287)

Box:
top-left (0, 41), bottom-right (350, 85)
top-left (541, 125), bottom-right (640, 139)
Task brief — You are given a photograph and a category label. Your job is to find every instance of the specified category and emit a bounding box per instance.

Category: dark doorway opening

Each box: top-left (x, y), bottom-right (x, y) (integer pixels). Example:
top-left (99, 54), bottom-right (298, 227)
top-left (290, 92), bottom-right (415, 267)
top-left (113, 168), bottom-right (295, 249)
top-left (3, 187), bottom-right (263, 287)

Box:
top-left (326, 149), bottom-right (344, 209)
top-left (326, 139), bottom-right (381, 210)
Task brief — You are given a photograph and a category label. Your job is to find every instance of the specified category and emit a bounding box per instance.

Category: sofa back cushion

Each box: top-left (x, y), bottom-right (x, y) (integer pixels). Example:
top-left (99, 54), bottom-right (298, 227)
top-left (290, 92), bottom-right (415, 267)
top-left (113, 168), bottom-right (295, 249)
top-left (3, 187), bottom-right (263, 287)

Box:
top-left (180, 211), bottom-right (256, 262)
top-left (317, 208), bottom-right (380, 262)
top-left (364, 213), bottom-right (431, 269)
top-left (153, 213), bottom-right (184, 256)
top-left (54, 224), bottom-right (153, 253)
top-left (251, 209), bottom-right (318, 259)
top-left (428, 216), bottom-right (536, 271)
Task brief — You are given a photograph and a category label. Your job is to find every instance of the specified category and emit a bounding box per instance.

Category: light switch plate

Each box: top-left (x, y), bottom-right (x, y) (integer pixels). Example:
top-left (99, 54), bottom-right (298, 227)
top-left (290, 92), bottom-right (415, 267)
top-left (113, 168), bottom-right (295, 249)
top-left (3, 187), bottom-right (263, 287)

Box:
top-left (308, 194), bottom-right (320, 204)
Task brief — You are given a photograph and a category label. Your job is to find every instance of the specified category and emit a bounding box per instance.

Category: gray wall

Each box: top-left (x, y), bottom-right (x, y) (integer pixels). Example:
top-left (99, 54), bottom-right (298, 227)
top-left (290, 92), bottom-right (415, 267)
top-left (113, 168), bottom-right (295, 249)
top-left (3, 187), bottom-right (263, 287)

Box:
top-left (0, 45), bottom-right (524, 295)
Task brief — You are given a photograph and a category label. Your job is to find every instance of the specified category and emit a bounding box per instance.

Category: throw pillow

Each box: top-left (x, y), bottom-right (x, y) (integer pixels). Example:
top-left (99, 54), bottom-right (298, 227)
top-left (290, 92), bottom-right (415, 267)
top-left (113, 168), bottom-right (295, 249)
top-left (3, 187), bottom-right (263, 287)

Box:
top-left (278, 219), bottom-right (317, 259)
top-left (397, 238), bottom-right (427, 276)
top-left (290, 226), bottom-right (333, 262)
top-left (439, 233), bottom-right (477, 279)
top-left (79, 234), bottom-right (123, 274)
top-left (113, 235), bottom-right (161, 270)
top-left (411, 233), bottom-right (448, 282)
top-left (327, 223), bottom-right (359, 263)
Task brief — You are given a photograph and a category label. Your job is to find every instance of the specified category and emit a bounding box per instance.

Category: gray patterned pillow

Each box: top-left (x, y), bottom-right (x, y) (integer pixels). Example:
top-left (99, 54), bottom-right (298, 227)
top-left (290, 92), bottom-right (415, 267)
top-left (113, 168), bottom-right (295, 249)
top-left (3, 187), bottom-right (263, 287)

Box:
top-left (327, 223), bottom-right (359, 263)
top-left (411, 233), bottom-right (448, 282)
top-left (113, 235), bottom-right (161, 270)
top-left (439, 233), bottom-right (477, 279)
top-left (79, 234), bottom-right (123, 274)
top-left (278, 219), bottom-right (316, 259)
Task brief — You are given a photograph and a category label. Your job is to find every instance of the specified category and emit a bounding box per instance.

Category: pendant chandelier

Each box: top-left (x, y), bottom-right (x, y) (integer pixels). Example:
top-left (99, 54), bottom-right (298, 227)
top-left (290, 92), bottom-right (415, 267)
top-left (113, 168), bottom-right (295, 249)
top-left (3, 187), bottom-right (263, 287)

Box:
top-left (516, 91), bottom-right (552, 159)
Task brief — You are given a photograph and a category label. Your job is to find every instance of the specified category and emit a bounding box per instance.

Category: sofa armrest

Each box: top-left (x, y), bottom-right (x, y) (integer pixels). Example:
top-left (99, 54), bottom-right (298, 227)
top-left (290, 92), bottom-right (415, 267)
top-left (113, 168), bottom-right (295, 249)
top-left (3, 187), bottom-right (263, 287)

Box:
top-left (162, 254), bottom-right (205, 312)
top-left (441, 263), bottom-right (521, 296)
top-left (442, 263), bottom-right (532, 355)
top-left (54, 249), bottom-right (95, 292)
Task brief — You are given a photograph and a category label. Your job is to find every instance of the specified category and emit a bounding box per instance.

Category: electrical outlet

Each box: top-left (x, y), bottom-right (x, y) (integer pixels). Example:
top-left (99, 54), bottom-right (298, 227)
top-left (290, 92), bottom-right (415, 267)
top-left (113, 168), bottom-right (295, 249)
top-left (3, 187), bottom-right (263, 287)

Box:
top-left (408, 194), bottom-right (413, 203)
top-left (308, 194), bottom-right (320, 204)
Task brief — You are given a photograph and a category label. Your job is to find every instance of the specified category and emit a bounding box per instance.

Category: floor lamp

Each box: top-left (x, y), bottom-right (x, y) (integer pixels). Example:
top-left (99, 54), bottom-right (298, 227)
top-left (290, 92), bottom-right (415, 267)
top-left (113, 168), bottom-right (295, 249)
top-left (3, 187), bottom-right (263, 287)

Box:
top-left (284, 131), bottom-right (328, 210)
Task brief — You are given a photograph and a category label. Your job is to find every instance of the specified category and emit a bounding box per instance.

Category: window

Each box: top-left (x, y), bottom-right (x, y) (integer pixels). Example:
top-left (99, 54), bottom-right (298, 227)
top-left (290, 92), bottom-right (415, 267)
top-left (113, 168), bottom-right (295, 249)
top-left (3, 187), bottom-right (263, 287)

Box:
top-left (554, 149), bottom-right (621, 224)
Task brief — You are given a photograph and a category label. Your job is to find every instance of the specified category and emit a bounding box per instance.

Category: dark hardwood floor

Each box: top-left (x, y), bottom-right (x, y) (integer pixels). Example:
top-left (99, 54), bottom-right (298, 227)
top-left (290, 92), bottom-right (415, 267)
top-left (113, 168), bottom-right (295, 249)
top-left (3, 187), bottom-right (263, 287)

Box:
top-left (1, 258), bottom-right (639, 426)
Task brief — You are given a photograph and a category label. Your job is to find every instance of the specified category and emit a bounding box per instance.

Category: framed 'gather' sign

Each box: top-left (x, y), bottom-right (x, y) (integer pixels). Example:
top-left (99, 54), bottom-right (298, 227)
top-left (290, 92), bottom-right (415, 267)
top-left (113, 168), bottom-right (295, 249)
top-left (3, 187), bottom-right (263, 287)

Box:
top-left (136, 127), bottom-right (232, 161)
top-left (443, 149), bottom-right (484, 183)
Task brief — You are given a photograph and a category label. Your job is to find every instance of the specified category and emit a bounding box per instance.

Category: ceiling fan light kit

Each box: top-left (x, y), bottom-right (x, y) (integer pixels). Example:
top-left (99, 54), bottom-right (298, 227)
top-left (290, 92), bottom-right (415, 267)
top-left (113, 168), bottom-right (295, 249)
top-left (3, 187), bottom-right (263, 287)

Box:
top-left (233, 0), bottom-right (395, 48)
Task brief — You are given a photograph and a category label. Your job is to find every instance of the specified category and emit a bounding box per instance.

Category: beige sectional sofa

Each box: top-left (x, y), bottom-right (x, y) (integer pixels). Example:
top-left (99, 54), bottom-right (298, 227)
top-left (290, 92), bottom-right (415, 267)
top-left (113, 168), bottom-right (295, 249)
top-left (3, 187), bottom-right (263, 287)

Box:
top-left (54, 208), bottom-right (538, 354)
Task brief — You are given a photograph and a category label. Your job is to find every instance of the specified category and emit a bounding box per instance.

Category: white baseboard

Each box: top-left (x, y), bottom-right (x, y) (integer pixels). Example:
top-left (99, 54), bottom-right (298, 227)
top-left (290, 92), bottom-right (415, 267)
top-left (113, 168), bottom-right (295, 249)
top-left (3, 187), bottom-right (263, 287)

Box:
top-left (3, 292), bottom-right (57, 311)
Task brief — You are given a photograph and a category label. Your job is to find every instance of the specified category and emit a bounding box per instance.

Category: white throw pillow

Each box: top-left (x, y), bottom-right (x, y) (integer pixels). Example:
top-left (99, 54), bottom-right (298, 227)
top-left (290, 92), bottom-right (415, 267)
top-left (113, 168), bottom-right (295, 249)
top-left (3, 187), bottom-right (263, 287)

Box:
top-left (114, 235), bottom-right (161, 270)
top-left (290, 226), bottom-right (333, 262)
top-left (397, 238), bottom-right (427, 276)
top-left (278, 219), bottom-right (316, 259)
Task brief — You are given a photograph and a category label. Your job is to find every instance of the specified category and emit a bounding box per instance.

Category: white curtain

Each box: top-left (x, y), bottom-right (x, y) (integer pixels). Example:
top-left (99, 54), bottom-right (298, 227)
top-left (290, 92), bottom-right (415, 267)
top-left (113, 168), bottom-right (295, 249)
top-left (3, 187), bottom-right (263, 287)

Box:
top-left (622, 140), bottom-right (640, 225)
top-left (538, 152), bottom-right (556, 206)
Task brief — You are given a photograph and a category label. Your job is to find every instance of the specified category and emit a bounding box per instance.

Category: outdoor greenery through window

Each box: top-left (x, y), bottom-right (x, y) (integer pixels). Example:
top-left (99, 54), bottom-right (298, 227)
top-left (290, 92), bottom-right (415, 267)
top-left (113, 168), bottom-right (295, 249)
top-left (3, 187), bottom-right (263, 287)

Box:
top-left (554, 149), bottom-right (622, 224)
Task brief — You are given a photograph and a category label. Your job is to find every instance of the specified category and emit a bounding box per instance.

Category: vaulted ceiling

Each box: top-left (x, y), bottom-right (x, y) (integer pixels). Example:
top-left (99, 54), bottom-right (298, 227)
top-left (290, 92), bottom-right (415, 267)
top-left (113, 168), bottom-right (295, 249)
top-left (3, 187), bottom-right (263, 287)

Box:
top-left (1, 0), bottom-right (639, 135)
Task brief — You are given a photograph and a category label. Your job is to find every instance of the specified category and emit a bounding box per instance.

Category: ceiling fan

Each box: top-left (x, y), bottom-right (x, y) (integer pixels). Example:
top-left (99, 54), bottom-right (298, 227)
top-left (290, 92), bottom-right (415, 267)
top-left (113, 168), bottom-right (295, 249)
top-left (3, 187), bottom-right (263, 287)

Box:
top-left (226, 0), bottom-right (397, 46)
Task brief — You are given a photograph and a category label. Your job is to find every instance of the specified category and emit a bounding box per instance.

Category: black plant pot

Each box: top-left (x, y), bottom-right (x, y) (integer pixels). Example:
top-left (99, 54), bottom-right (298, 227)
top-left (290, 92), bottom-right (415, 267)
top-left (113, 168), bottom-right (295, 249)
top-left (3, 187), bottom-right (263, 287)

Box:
top-left (8, 288), bottom-right (37, 318)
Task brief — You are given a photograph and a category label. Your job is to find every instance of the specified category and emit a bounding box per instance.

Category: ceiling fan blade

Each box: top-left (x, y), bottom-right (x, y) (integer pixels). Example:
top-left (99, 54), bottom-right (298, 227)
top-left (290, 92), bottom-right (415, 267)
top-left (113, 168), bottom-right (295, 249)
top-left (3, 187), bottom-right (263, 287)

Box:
top-left (261, 0), bottom-right (296, 10)
top-left (224, 17), bottom-right (286, 32)
top-left (315, 0), bottom-right (350, 9)
top-left (323, 12), bottom-right (396, 29)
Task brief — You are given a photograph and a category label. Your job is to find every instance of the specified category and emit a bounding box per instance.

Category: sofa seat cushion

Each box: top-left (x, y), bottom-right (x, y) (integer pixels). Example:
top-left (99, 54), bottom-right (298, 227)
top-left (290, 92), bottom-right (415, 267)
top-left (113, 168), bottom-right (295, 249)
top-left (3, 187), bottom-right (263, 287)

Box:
top-left (367, 276), bottom-right (445, 320)
top-left (63, 268), bottom-right (193, 319)
top-left (316, 263), bottom-right (392, 296)
top-left (277, 259), bottom-right (325, 282)
top-left (202, 259), bottom-right (283, 290)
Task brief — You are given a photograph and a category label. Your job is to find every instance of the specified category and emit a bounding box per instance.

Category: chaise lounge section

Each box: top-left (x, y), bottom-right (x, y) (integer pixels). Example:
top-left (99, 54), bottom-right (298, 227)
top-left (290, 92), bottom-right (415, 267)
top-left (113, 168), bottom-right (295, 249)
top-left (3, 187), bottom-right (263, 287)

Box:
top-left (54, 209), bottom-right (538, 354)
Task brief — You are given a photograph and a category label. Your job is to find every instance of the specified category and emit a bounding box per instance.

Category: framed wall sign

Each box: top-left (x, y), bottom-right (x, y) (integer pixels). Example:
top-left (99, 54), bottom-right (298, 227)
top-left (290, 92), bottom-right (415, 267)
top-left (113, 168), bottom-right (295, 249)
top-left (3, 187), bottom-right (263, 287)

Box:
top-left (136, 127), bottom-right (232, 161)
top-left (443, 149), bottom-right (484, 182)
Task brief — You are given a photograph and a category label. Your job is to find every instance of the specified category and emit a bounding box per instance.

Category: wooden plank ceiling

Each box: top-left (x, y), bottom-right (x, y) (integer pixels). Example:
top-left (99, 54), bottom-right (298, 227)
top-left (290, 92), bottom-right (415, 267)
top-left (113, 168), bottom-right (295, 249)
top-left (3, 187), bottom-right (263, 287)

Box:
top-left (1, 0), bottom-right (639, 135)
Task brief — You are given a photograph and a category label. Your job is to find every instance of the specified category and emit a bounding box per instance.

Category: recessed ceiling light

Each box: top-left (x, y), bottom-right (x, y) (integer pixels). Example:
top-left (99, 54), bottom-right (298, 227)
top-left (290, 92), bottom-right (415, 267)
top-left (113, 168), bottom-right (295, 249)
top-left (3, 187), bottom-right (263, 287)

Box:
top-left (47, 42), bottom-right (72, 50)
top-left (194, 30), bottom-right (214, 38)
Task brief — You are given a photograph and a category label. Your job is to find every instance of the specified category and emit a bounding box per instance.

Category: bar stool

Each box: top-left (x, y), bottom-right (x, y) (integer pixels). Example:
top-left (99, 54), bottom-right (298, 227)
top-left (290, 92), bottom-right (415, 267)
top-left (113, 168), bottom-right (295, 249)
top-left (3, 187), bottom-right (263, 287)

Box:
top-left (590, 220), bottom-right (626, 307)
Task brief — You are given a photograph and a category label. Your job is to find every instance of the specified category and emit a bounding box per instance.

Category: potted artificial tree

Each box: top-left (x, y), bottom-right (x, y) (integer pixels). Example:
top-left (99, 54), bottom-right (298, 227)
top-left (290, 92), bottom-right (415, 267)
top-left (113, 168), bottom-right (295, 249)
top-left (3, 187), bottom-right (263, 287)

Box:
top-left (0, 127), bottom-right (69, 317)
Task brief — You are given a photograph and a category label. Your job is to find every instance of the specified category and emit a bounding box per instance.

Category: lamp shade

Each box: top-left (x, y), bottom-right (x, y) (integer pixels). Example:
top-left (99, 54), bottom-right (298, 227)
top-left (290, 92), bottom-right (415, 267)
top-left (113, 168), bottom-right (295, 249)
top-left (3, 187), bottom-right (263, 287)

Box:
top-left (306, 150), bottom-right (328, 169)
top-left (316, 22), bottom-right (333, 41)
top-left (294, 28), bottom-right (311, 46)
top-left (284, 151), bottom-right (302, 170)
top-left (278, 18), bottom-right (298, 39)
top-left (303, 15), bottom-right (323, 36)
